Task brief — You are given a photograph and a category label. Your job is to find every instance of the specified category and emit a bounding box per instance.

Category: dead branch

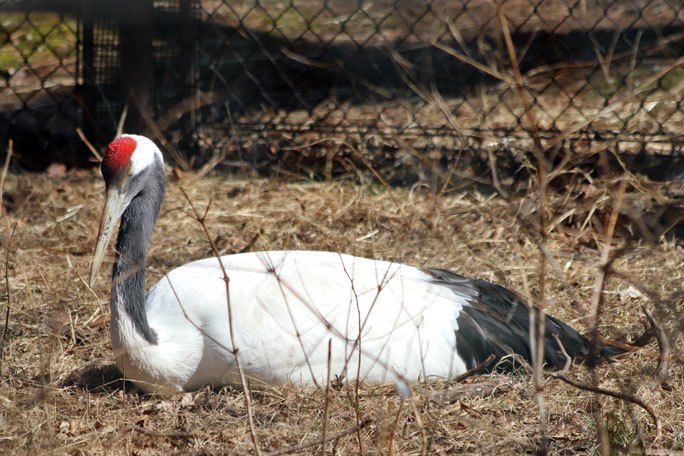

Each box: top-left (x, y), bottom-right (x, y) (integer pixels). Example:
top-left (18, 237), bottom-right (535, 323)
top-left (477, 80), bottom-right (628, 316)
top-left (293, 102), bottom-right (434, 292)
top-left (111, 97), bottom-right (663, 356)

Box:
top-left (453, 354), bottom-right (496, 383)
top-left (494, 2), bottom-right (549, 449)
top-left (431, 378), bottom-right (512, 405)
top-left (588, 180), bottom-right (627, 330)
top-left (410, 395), bottom-right (428, 456)
top-left (552, 334), bottom-right (572, 374)
top-left (386, 398), bottom-right (405, 456)
top-left (122, 424), bottom-right (191, 440)
top-left (115, 103), bottom-right (128, 139)
top-left (642, 307), bottom-right (670, 386)
top-left (553, 373), bottom-right (661, 440)
top-left (264, 418), bottom-right (374, 456)
top-left (179, 187), bottom-right (262, 456)
top-left (0, 140), bottom-right (13, 377)
top-left (631, 319), bottom-right (656, 348)
top-left (75, 128), bottom-right (102, 161)
top-left (321, 339), bottom-right (332, 456)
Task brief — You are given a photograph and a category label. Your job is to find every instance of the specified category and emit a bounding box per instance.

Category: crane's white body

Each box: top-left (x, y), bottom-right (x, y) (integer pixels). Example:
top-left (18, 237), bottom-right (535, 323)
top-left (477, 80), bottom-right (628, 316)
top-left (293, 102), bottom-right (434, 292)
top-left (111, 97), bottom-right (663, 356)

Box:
top-left (91, 135), bottom-right (610, 395)
top-left (112, 250), bottom-right (469, 393)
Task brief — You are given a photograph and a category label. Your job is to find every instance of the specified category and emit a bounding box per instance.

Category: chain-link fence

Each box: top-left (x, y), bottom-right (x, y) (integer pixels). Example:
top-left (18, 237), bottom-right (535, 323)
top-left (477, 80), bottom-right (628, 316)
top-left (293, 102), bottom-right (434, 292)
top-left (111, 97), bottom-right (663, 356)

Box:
top-left (0, 1), bottom-right (81, 169)
top-left (190, 0), bottom-right (684, 182)
top-left (1, 1), bottom-right (682, 178)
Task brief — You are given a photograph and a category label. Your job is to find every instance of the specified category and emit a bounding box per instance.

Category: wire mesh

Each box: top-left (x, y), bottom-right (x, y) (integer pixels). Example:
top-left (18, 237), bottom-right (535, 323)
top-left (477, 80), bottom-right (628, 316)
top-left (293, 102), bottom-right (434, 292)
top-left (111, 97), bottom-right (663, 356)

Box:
top-left (84, 0), bottom-right (201, 139)
top-left (185, 0), bottom-right (683, 181)
top-left (0, 0), bottom-right (682, 176)
top-left (0, 0), bottom-right (81, 169)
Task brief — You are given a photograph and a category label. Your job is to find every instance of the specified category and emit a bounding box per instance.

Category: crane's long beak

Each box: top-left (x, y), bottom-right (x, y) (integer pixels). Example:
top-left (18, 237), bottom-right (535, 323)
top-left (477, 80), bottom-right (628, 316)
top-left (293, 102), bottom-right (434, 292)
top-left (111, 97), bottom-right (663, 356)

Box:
top-left (89, 187), bottom-right (128, 287)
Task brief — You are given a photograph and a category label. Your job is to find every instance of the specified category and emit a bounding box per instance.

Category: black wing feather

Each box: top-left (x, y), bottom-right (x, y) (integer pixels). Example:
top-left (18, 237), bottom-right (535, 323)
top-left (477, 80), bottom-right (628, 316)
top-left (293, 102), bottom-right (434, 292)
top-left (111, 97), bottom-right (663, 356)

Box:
top-left (423, 268), bottom-right (616, 371)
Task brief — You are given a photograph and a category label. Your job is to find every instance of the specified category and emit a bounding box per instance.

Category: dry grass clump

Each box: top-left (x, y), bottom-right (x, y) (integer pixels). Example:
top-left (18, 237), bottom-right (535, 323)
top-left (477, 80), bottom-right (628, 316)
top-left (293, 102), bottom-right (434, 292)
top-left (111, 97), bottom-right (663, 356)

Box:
top-left (0, 163), bottom-right (682, 455)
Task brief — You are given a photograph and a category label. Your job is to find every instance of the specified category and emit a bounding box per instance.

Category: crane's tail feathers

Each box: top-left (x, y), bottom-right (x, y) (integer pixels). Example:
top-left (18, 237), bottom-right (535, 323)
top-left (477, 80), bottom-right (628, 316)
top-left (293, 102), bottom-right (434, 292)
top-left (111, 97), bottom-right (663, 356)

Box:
top-left (423, 268), bottom-right (627, 372)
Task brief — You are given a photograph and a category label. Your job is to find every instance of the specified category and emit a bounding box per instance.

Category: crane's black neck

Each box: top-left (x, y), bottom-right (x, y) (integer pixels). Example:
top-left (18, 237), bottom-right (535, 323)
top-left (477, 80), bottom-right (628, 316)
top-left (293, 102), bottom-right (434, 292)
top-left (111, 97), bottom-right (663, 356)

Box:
top-left (112, 159), bottom-right (166, 344)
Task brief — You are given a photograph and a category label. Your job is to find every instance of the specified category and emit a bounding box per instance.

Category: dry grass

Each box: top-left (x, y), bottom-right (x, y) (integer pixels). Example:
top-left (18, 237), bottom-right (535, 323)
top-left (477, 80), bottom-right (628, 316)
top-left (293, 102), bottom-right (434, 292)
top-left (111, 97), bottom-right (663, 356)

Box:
top-left (0, 162), bottom-right (682, 455)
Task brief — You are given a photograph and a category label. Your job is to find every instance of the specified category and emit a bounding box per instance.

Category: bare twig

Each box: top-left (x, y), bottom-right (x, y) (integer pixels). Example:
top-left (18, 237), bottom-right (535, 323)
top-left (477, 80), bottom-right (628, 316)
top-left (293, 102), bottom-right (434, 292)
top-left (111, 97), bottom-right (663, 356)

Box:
top-left (631, 319), bottom-right (656, 348)
top-left (432, 40), bottom-right (513, 85)
top-left (487, 150), bottom-right (509, 199)
top-left (410, 395), bottom-right (428, 456)
top-left (589, 29), bottom-right (620, 83)
top-left (345, 141), bottom-right (399, 207)
top-left (0, 140), bottom-right (13, 376)
top-left (122, 424), bottom-right (191, 440)
top-left (264, 417), bottom-right (374, 456)
top-left (553, 373), bottom-right (661, 440)
top-left (432, 378), bottom-right (512, 406)
top-left (0, 140), bottom-right (12, 233)
top-left (321, 339), bottom-right (332, 456)
top-left (588, 180), bottom-right (627, 329)
top-left (179, 187), bottom-right (262, 456)
top-left (387, 398), bottom-right (405, 456)
top-left (0, 234), bottom-right (11, 378)
top-left (452, 354), bottom-right (496, 383)
top-left (76, 128), bottom-right (102, 161)
top-left (494, 0), bottom-right (544, 155)
top-left (583, 180), bottom-right (627, 456)
top-left (493, 2), bottom-right (549, 449)
top-left (116, 103), bottom-right (128, 138)
top-left (642, 307), bottom-right (669, 386)
top-left (552, 334), bottom-right (572, 374)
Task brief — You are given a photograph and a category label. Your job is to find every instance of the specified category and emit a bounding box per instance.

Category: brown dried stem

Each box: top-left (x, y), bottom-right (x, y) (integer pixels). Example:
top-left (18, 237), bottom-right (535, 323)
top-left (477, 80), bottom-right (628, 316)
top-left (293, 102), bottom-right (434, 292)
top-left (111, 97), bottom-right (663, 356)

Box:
top-left (642, 307), bottom-right (669, 386)
top-left (76, 127), bottom-right (102, 161)
top-left (320, 339), bottom-right (332, 456)
top-left (264, 417), bottom-right (375, 456)
top-left (122, 424), bottom-right (191, 440)
top-left (588, 180), bottom-right (627, 331)
top-left (0, 140), bottom-right (13, 376)
top-left (553, 373), bottom-right (661, 441)
top-left (493, 2), bottom-right (549, 450)
top-left (179, 187), bottom-right (262, 456)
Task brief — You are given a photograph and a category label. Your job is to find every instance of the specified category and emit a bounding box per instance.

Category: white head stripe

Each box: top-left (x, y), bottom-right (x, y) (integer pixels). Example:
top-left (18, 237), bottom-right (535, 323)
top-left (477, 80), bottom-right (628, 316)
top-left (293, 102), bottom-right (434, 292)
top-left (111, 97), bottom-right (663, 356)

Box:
top-left (119, 134), bottom-right (164, 176)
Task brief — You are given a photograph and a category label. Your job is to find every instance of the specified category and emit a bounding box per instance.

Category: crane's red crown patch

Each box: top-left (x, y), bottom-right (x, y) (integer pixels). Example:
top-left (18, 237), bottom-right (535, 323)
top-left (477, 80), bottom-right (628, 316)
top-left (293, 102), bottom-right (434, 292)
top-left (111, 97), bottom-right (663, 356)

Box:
top-left (102, 136), bottom-right (137, 174)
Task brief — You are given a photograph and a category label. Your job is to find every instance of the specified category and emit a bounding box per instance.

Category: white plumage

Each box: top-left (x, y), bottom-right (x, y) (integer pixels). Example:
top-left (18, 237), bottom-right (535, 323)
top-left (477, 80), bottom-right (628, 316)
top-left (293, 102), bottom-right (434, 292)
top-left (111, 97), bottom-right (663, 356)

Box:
top-left (115, 251), bottom-right (468, 393)
top-left (90, 134), bottom-right (617, 394)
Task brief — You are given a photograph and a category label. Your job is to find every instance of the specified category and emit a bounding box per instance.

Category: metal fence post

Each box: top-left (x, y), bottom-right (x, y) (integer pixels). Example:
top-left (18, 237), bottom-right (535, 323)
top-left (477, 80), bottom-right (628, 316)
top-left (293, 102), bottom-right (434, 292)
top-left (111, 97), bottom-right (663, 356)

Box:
top-left (80, 0), bottom-right (96, 147)
top-left (119, 0), bottom-right (154, 134)
top-left (179, 0), bottom-right (197, 131)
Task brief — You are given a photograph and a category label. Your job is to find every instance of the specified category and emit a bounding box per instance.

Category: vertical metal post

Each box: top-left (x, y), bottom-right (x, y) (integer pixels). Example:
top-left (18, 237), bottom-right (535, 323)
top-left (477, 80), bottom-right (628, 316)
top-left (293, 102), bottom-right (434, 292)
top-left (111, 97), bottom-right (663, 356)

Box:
top-left (119, 0), bottom-right (154, 134)
top-left (80, 0), bottom-right (96, 147)
top-left (179, 0), bottom-right (197, 130)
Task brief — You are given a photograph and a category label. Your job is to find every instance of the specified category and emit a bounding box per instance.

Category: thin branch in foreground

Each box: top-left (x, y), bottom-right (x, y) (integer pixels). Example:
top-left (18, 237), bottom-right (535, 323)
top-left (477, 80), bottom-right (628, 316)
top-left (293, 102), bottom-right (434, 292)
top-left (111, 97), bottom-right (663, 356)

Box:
top-left (453, 354), bottom-right (496, 383)
top-left (0, 139), bottom-right (12, 234)
top-left (493, 2), bottom-right (549, 451)
top-left (0, 140), bottom-right (14, 377)
top-left (588, 180), bottom-right (627, 331)
top-left (552, 373), bottom-right (661, 441)
top-left (264, 418), bottom-right (374, 456)
top-left (432, 378), bottom-right (513, 407)
top-left (629, 318), bottom-right (656, 348)
top-left (386, 398), bottom-right (405, 456)
top-left (76, 127), bottom-right (102, 161)
top-left (179, 187), bottom-right (262, 456)
top-left (320, 339), bottom-right (332, 456)
top-left (410, 394), bottom-right (428, 456)
top-left (642, 307), bottom-right (670, 386)
top-left (115, 103), bottom-right (129, 139)
top-left (552, 334), bottom-right (572, 374)
top-left (122, 424), bottom-right (191, 440)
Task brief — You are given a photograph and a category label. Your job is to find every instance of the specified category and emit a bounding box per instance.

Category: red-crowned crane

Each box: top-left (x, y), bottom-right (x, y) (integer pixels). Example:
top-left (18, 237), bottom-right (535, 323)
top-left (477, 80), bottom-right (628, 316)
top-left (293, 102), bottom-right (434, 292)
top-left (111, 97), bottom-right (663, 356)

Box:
top-left (89, 134), bottom-right (622, 394)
